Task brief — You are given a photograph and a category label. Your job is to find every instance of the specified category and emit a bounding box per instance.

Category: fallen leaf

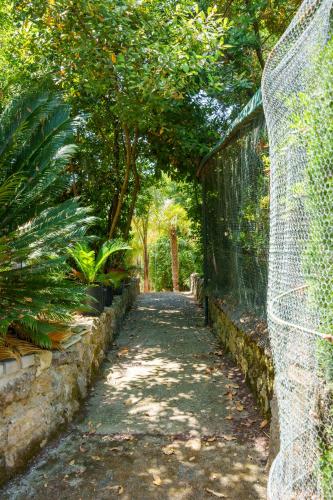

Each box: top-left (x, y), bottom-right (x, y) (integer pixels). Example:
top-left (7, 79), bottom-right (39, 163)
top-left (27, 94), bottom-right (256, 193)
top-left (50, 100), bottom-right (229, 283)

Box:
top-left (260, 419), bottom-right (268, 429)
top-left (122, 435), bottom-right (134, 441)
top-left (189, 456), bottom-right (196, 461)
top-left (214, 350), bottom-right (223, 356)
top-left (106, 485), bottom-right (124, 495)
top-left (110, 446), bottom-right (124, 452)
top-left (225, 415), bottom-right (233, 420)
top-left (162, 446), bottom-right (175, 455)
top-left (91, 455), bottom-right (101, 461)
top-left (225, 392), bottom-right (233, 400)
top-left (79, 446), bottom-right (86, 453)
top-left (153, 474), bottom-right (162, 486)
top-left (236, 403), bottom-right (244, 412)
top-left (207, 436), bottom-right (216, 442)
top-left (117, 347), bottom-right (129, 357)
top-left (206, 488), bottom-right (226, 497)
top-left (222, 434), bottom-right (236, 441)
top-left (69, 459), bottom-right (75, 466)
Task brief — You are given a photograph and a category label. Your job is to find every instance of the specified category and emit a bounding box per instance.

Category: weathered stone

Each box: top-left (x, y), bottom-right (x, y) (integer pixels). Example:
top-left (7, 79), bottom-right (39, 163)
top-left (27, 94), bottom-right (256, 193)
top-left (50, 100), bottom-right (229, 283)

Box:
top-left (70, 325), bottom-right (87, 334)
top-left (267, 385), bottom-right (280, 470)
top-left (0, 279), bottom-right (139, 486)
top-left (35, 351), bottom-right (53, 377)
top-left (0, 369), bottom-right (36, 409)
top-left (4, 360), bottom-right (19, 376)
top-left (21, 355), bottom-right (35, 369)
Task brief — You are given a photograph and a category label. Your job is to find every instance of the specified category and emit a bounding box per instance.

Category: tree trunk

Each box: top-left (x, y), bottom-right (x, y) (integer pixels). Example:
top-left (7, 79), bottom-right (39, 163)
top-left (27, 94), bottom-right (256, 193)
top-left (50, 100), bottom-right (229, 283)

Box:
top-left (108, 126), bottom-right (138, 239)
top-left (107, 192), bottom-right (119, 236)
top-left (123, 162), bottom-right (140, 240)
top-left (169, 225), bottom-right (179, 292)
top-left (143, 229), bottom-right (150, 292)
top-left (244, 0), bottom-right (265, 70)
top-left (133, 214), bottom-right (150, 292)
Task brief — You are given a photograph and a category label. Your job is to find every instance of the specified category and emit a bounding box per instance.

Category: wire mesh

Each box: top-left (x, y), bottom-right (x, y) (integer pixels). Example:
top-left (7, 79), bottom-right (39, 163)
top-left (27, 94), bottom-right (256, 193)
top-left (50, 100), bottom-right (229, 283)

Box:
top-left (200, 94), bottom-right (270, 330)
top-left (262, 0), bottom-right (333, 497)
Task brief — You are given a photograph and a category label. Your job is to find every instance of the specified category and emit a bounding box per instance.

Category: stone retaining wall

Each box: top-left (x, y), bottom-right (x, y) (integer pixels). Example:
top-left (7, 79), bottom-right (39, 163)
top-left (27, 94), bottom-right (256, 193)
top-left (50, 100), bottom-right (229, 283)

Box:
top-left (208, 300), bottom-right (274, 417)
top-left (190, 273), bottom-right (205, 306)
top-left (190, 273), bottom-right (274, 417)
top-left (0, 279), bottom-right (139, 486)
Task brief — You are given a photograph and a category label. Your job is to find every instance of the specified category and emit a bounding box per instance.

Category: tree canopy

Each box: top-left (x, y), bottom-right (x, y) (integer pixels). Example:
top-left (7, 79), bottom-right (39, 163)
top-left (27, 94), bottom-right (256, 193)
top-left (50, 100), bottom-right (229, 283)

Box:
top-left (0, 0), bottom-right (301, 240)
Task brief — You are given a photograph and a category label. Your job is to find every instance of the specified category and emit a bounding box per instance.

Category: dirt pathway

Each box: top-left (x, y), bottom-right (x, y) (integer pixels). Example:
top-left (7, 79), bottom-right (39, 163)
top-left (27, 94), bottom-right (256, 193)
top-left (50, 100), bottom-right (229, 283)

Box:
top-left (1, 292), bottom-right (268, 499)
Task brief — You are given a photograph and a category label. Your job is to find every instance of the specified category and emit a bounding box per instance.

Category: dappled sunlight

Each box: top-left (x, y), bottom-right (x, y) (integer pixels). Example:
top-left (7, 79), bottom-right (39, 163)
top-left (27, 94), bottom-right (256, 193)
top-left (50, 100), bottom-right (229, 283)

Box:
top-left (158, 309), bottom-right (182, 314)
top-left (98, 349), bottom-right (227, 434)
top-left (1, 293), bottom-right (268, 499)
top-left (79, 293), bottom-right (259, 441)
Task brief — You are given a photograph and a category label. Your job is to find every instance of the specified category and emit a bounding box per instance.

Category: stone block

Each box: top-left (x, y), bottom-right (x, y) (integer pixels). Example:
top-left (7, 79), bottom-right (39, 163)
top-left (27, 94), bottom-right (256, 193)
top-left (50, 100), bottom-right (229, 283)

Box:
top-left (35, 351), bottom-right (52, 377)
top-left (4, 360), bottom-right (19, 376)
top-left (21, 355), bottom-right (35, 369)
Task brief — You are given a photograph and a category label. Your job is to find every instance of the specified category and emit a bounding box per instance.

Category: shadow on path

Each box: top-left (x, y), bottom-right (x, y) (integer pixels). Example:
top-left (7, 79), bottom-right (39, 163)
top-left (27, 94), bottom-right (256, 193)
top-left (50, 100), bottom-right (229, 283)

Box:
top-left (1, 292), bottom-right (268, 499)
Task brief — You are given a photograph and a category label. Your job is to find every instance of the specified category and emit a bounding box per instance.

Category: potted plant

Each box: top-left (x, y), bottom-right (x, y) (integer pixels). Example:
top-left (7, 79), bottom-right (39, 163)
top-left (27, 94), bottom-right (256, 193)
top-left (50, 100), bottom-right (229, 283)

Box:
top-left (68, 240), bottom-right (131, 314)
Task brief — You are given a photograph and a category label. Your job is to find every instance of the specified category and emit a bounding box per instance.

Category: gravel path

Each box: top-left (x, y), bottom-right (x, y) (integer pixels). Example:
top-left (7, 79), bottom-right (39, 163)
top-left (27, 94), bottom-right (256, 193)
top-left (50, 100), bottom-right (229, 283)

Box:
top-left (1, 292), bottom-right (268, 499)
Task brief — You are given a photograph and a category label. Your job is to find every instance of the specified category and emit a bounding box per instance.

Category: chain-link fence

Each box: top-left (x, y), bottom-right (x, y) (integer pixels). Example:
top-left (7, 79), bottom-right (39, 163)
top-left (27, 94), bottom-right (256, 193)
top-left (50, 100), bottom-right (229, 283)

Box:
top-left (199, 91), bottom-right (270, 332)
top-left (200, 0), bottom-right (332, 496)
top-left (262, 0), bottom-right (333, 497)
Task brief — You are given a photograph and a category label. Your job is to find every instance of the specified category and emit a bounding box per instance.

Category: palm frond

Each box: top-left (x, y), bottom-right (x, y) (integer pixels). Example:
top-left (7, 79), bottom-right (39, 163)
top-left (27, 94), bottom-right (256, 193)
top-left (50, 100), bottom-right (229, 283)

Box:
top-left (0, 89), bottom-right (97, 349)
top-left (0, 92), bottom-right (50, 159)
top-left (95, 240), bottom-right (132, 275)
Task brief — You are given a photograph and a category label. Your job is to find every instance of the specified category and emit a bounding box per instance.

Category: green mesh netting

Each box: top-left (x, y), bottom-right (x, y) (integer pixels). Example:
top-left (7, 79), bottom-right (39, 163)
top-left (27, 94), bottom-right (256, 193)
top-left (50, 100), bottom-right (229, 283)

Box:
top-left (200, 91), bottom-right (269, 324)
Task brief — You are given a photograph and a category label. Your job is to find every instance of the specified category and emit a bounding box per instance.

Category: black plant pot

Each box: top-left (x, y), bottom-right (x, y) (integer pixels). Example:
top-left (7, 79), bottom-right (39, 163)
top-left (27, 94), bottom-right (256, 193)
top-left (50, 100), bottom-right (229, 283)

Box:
top-left (86, 285), bottom-right (106, 315)
top-left (104, 286), bottom-right (114, 307)
top-left (113, 281), bottom-right (128, 296)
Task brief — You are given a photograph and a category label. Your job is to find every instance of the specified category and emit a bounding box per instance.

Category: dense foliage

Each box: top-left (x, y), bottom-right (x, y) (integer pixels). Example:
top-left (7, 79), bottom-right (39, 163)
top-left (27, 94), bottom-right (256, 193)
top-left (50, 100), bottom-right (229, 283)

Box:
top-left (0, 0), bottom-right (301, 242)
top-left (149, 236), bottom-right (201, 291)
top-left (0, 91), bottom-right (95, 349)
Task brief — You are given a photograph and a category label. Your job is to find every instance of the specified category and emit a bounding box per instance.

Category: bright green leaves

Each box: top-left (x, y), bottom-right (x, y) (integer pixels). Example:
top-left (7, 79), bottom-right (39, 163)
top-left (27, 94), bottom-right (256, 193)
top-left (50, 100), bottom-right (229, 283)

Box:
top-left (69, 240), bottom-right (131, 285)
top-left (7, 0), bottom-right (229, 129)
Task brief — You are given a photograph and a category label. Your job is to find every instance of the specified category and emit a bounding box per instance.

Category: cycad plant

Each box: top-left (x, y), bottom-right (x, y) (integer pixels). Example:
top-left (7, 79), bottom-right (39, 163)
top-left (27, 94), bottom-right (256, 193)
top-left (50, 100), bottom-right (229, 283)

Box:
top-left (68, 240), bottom-right (131, 286)
top-left (0, 90), bottom-right (95, 350)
